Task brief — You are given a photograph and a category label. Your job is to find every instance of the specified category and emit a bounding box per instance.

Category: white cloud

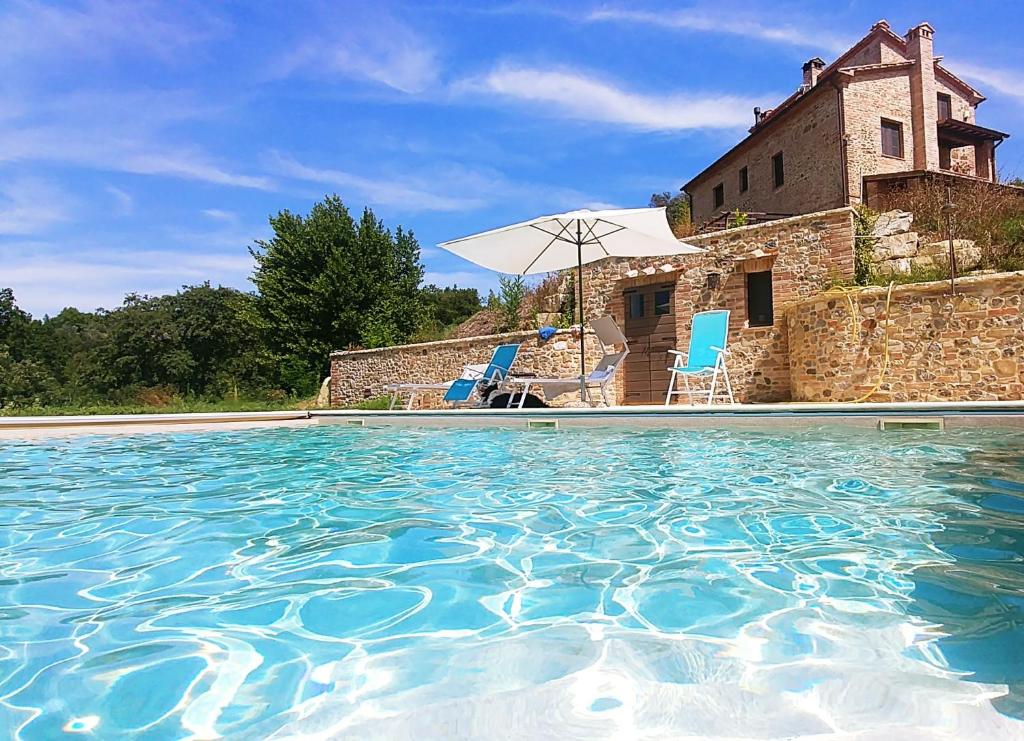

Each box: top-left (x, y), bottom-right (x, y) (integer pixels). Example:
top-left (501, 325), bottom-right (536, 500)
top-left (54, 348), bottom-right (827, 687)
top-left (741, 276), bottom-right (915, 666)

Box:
top-left (948, 60), bottom-right (1024, 102)
top-left (0, 90), bottom-right (275, 190)
top-left (269, 153), bottom-right (480, 212)
top-left (105, 185), bottom-right (134, 216)
top-left (585, 8), bottom-right (850, 54)
top-left (0, 0), bottom-right (223, 72)
top-left (458, 64), bottom-right (764, 131)
top-left (1, 243), bottom-right (256, 316)
top-left (274, 8), bottom-right (439, 93)
top-left (202, 208), bottom-right (238, 222)
top-left (268, 151), bottom-right (613, 215)
top-left (0, 178), bottom-right (70, 234)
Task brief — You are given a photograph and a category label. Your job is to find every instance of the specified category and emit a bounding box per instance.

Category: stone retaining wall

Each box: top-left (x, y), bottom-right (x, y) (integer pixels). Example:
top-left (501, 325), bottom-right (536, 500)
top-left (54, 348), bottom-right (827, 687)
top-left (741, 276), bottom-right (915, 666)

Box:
top-left (330, 208), bottom-right (858, 407)
top-left (787, 271), bottom-right (1024, 401)
top-left (329, 328), bottom-right (604, 408)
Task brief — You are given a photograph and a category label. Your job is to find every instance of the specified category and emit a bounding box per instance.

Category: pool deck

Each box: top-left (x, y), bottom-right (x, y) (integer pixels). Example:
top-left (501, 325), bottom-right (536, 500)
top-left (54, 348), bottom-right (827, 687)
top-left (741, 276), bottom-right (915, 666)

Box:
top-left (1, 401), bottom-right (1023, 437)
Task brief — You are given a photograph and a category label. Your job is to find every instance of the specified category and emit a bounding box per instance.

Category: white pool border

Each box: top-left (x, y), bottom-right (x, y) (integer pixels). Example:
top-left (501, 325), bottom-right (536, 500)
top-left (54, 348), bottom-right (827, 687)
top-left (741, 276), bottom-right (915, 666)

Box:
top-left (3, 402), bottom-right (1023, 438)
top-left (312, 400), bottom-right (1024, 429)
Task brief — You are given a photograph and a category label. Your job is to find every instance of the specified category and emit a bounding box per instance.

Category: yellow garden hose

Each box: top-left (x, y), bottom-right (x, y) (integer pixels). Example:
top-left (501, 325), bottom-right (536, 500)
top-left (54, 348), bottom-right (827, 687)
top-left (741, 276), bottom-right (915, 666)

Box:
top-left (823, 281), bottom-right (896, 402)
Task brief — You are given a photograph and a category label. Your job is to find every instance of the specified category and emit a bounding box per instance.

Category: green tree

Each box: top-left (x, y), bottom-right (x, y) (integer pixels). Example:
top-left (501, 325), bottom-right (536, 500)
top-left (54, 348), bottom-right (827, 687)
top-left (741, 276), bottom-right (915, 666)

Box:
top-left (495, 275), bottom-right (527, 332)
top-left (419, 285), bottom-right (482, 328)
top-left (649, 191), bottom-right (692, 237)
top-left (248, 195), bottom-right (424, 389)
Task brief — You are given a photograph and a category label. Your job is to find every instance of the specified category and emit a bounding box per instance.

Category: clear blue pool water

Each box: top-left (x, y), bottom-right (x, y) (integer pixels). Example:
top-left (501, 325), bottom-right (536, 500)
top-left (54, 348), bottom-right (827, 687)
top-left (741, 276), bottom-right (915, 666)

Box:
top-left (2, 424), bottom-right (1024, 739)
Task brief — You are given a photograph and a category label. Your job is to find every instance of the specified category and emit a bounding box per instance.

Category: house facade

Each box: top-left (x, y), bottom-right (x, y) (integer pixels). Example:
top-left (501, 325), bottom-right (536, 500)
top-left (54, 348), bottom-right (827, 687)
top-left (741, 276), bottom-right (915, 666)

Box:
top-left (684, 20), bottom-right (1009, 228)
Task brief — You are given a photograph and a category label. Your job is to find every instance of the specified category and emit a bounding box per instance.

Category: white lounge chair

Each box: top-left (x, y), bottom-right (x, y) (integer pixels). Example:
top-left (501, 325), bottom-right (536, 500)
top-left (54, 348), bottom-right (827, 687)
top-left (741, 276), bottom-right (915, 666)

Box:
top-left (503, 317), bottom-right (629, 408)
top-left (386, 343), bottom-right (520, 410)
top-left (665, 309), bottom-right (735, 406)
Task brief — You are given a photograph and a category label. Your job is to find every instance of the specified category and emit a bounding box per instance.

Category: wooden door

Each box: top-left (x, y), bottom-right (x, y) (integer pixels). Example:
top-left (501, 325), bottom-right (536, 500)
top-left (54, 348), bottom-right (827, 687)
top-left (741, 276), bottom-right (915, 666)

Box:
top-left (622, 283), bottom-right (677, 404)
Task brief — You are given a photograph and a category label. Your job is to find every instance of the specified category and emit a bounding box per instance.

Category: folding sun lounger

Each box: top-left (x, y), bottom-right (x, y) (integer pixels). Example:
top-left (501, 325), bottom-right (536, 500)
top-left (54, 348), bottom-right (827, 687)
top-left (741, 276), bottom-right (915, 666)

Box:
top-left (664, 309), bottom-right (735, 406)
top-left (502, 316), bottom-right (629, 408)
top-left (386, 343), bottom-right (520, 410)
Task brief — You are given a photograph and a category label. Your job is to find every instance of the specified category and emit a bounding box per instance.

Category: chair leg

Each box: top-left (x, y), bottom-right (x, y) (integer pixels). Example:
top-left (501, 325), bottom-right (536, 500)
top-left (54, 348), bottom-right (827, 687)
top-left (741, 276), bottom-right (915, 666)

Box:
top-left (600, 383), bottom-right (610, 407)
top-left (708, 366), bottom-right (719, 406)
top-left (406, 390), bottom-right (416, 410)
top-left (684, 374), bottom-right (693, 406)
top-left (518, 384), bottom-right (529, 409)
top-left (665, 371), bottom-right (676, 406)
top-left (722, 362), bottom-right (736, 404)
top-left (389, 389), bottom-right (399, 410)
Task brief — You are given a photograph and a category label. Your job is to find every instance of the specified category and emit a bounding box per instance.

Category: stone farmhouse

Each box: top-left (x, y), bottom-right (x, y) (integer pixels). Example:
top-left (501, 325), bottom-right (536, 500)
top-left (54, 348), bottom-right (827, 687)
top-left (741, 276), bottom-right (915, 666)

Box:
top-left (684, 20), bottom-right (1009, 229)
top-left (330, 20), bottom-right (1024, 409)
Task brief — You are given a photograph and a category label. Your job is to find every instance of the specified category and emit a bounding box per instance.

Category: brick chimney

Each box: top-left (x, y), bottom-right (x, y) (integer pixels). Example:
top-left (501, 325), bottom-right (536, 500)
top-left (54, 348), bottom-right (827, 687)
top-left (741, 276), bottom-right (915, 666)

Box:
top-left (905, 23), bottom-right (940, 170)
top-left (802, 57), bottom-right (826, 88)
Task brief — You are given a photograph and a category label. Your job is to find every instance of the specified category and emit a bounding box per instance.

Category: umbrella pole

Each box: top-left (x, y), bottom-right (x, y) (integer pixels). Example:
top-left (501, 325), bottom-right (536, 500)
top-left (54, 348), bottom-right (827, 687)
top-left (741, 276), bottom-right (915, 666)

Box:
top-left (577, 221), bottom-right (586, 403)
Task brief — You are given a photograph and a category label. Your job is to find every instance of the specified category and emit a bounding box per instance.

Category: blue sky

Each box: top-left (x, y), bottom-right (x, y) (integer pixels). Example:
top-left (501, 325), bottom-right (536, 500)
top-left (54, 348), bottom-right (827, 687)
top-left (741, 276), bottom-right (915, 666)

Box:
top-left (2, 0), bottom-right (1021, 316)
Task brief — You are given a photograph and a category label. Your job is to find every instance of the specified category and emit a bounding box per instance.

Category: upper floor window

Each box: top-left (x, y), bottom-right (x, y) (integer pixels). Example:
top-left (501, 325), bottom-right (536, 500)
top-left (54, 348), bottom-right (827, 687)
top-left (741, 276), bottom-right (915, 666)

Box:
top-left (937, 92), bottom-right (952, 121)
top-left (771, 152), bottom-right (784, 188)
top-left (881, 119), bottom-right (904, 158)
top-left (713, 183), bottom-right (724, 209)
top-left (739, 166), bottom-right (749, 193)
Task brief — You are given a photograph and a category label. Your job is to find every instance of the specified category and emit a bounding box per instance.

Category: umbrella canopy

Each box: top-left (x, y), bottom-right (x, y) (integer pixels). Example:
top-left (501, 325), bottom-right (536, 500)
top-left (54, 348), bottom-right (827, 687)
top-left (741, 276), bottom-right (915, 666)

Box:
top-left (438, 207), bottom-right (703, 403)
top-left (439, 207), bottom-right (700, 275)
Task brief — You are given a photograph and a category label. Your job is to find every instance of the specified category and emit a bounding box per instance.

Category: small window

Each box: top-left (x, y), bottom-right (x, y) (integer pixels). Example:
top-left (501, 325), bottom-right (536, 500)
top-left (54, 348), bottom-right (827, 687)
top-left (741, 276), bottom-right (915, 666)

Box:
top-left (772, 152), bottom-right (784, 188)
top-left (654, 290), bottom-right (671, 316)
top-left (712, 183), bottom-right (724, 209)
top-left (937, 92), bottom-right (952, 121)
top-left (739, 166), bottom-right (748, 193)
top-left (628, 293), bottom-right (644, 319)
top-left (746, 271), bottom-right (774, 327)
top-left (881, 119), bottom-right (903, 158)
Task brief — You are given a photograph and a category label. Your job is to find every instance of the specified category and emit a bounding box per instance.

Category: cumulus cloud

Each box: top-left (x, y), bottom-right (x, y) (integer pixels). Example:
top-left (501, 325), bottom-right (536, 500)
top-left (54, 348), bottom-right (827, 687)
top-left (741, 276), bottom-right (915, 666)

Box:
top-left (458, 64), bottom-right (763, 131)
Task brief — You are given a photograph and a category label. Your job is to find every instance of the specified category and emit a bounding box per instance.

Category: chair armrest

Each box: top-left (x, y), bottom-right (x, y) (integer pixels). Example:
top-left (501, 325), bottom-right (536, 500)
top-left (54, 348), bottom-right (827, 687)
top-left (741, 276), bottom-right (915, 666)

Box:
top-left (667, 349), bottom-right (686, 358)
top-left (709, 345), bottom-right (730, 355)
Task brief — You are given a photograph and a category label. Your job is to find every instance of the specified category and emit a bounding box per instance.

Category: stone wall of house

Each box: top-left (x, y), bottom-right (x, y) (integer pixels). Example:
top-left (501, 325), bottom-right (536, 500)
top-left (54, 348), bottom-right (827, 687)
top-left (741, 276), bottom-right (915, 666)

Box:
top-left (329, 208), bottom-right (858, 408)
top-left (582, 207), bottom-right (857, 403)
top-left (330, 328), bottom-right (604, 408)
top-left (786, 271), bottom-right (1024, 402)
top-left (842, 68), bottom-right (917, 204)
top-left (687, 85), bottom-right (846, 226)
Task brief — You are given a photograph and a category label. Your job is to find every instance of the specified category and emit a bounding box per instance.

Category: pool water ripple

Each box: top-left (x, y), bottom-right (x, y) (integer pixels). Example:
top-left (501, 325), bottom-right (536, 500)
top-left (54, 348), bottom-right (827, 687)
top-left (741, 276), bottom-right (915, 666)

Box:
top-left (1, 425), bottom-right (1024, 738)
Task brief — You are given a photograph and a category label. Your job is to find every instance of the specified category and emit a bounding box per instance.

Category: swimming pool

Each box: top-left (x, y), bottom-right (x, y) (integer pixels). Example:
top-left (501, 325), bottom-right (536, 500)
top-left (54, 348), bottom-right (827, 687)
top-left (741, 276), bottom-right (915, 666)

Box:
top-left (2, 424), bottom-right (1023, 738)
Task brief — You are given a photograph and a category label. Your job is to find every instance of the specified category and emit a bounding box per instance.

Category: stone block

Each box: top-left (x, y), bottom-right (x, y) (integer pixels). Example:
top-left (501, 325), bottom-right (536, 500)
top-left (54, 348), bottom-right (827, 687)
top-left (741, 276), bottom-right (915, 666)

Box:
top-left (871, 210), bottom-right (914, 237)
top-left (920, 239), bottom-right (982, 271)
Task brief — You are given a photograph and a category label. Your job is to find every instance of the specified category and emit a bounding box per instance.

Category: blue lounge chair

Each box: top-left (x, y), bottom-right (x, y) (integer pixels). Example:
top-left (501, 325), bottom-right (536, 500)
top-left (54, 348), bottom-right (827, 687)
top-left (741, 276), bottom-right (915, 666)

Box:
top-left (387, 343), bottom-right (520, 409)
top-left (665, 310), bottom-right (735, 406)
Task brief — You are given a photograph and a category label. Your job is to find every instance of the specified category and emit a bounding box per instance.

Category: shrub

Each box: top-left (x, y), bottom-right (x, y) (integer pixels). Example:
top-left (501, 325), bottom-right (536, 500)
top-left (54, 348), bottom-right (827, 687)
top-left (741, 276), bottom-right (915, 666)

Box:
top-left (877, 177), bottom-right (1024, 272)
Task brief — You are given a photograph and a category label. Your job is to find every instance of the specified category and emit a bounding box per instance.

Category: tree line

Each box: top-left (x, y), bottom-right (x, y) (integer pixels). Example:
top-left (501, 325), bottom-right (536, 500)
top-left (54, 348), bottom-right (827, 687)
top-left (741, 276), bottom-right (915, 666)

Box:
top-left (0, 195), bottom-right (482, 410)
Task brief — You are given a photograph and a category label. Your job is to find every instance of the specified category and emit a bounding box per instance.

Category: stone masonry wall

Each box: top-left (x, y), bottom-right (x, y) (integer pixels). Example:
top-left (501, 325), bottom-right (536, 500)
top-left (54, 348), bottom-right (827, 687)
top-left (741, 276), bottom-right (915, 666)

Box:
top-left (787, 271), bottom-right (1024, 402)
top-left (330, 328), bottom-right (604, 408)
top-left (842, 69), bottom-right (916, 204)
top-left (329, 208), bottom-right (858, 408)
top-left (688, 85), bottom-right (845, 226)
top-left (582, 207), bottom-right (856, 403)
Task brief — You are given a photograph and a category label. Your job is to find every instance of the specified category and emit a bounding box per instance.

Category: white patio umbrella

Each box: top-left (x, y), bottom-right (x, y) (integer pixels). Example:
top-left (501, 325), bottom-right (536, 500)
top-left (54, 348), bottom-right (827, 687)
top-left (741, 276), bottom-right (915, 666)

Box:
top-left (438, 207), bottom-right (703, 402)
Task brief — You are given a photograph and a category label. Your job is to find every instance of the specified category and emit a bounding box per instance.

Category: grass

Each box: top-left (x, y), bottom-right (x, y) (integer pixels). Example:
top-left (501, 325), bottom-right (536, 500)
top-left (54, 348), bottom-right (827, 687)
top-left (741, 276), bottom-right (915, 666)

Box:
top-left (348, 395), bottom-right (392, 410)
top-left (0, 398), bottom-right (308, 417)
top-left (0, 394), bottom-right (398, 417)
